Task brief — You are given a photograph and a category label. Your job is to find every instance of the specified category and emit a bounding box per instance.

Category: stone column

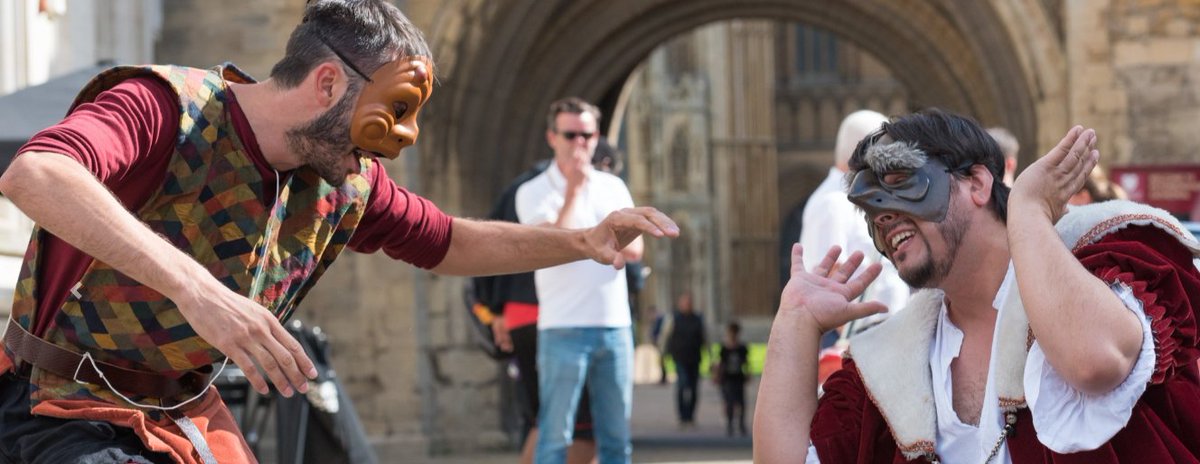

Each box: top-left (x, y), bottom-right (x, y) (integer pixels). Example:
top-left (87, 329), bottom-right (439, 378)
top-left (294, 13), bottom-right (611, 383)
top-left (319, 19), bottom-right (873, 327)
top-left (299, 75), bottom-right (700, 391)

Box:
top-left (704, 20), bottom-right (780, 322)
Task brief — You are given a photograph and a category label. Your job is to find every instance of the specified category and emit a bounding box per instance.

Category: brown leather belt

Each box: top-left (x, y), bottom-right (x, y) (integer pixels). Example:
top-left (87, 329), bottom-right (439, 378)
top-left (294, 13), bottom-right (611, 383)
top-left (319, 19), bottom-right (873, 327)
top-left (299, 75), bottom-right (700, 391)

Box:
top-left (3, 318), bottom-right (211, 399)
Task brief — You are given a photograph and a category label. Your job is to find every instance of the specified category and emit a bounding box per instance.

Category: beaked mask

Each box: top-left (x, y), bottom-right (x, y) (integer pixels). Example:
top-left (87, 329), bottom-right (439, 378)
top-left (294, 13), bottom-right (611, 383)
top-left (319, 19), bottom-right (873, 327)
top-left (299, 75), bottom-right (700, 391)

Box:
top-left (847, 140), bottom-right (970, 252)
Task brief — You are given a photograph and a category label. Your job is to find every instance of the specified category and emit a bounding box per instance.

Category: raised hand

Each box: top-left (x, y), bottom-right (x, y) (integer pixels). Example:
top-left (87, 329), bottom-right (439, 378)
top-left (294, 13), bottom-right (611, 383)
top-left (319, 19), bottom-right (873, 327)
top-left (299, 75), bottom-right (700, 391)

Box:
top-left (779, 244), bottom-right (887, 333)
top-left (1010, 125), bottom-right (1099, 223)
top-left (562, 156), bottom-right (590, 192)
top-left (584, 207), bottom-right (679, 269)
top-left (753, 244), bottom-right (888, 463)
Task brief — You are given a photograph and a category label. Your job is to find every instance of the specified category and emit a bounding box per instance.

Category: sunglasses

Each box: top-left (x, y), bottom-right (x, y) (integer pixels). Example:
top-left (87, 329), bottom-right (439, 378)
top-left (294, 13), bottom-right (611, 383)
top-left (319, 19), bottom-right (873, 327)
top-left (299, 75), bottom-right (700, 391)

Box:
top-left (558, 131), bottom-right (596, 141)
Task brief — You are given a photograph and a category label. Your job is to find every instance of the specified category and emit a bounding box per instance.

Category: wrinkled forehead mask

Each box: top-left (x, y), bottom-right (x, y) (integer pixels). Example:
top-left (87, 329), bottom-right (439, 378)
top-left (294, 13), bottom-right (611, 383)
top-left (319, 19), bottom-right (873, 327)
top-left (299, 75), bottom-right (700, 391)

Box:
top-left (847, 140), bottom-right (968, 249)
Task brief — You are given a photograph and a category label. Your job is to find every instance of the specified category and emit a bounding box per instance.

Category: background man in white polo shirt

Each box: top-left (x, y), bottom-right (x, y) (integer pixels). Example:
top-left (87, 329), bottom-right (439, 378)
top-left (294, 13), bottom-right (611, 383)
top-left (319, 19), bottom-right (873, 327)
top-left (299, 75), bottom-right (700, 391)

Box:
top-left (517, 97), bottom-right (642, 464)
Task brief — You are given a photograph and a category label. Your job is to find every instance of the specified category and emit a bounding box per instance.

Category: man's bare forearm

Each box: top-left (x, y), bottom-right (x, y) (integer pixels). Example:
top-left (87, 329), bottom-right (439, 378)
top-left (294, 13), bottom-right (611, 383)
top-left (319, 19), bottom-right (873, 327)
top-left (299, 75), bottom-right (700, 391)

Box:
top-left (432, 217), bottom-right (589, 276)
top-left (754, 310), bottom-right (821, 463)
top-left (1007, 213), bottom-right (1141, 394)
top-left (0, 153), bottom-right (219, 306)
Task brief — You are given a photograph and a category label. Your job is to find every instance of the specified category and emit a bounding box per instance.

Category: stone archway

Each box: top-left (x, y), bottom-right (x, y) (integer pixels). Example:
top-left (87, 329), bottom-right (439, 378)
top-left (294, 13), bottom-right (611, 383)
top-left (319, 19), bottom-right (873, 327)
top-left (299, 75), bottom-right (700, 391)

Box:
top-left (422, 0), bottom-right (1060, 215)
top-left (402, 0), bottom-right (1066, 449)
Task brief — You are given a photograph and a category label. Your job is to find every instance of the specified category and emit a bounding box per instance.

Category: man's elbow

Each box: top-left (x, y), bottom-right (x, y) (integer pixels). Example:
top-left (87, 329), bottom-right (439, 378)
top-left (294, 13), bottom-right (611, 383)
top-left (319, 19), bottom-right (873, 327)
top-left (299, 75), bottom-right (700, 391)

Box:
top-left (1064, 353), bottom-right (1135, 396)
top-left (0, 155), bottom-right (42, 201)
top-left (0, 170), bottom-right (16, 199)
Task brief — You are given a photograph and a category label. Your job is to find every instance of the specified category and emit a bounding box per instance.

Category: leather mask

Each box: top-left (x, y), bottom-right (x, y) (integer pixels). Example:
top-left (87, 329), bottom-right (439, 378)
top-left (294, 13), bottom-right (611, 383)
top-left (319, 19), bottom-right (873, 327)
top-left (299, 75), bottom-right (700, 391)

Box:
top-left (847, 141), bottom-right (960, 253)
top-left (349, 57), bottom-right (433, 160)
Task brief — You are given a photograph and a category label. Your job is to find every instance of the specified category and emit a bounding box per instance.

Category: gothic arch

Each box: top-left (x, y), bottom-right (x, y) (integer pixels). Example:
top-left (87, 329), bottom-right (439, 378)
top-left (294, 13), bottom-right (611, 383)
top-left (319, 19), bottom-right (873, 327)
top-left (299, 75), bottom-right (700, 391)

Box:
top-left (423, 0), bottom-right (1058, 213)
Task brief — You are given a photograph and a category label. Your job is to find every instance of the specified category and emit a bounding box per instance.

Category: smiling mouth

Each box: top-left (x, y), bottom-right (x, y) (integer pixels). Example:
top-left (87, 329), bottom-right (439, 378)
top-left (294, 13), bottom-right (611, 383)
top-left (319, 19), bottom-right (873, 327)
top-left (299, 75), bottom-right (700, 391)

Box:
top-left (890, 231), bottom-right (915, 251)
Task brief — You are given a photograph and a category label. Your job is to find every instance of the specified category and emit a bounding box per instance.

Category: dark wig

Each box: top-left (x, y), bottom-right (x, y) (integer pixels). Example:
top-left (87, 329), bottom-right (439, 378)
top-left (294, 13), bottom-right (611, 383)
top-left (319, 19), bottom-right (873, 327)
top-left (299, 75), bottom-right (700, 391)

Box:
top-left (849, 109), bottom-right (1010, 222)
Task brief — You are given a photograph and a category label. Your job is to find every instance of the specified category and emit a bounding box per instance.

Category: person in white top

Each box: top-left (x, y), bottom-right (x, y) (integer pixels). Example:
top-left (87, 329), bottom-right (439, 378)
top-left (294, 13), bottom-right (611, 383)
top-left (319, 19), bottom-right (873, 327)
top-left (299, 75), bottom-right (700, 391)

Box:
top-left (800, 110), bottom-right (910, 343)
top-left (516, 97), bottom-right (646, 464)
top-left (755, 109), bottom-right (1200, 463)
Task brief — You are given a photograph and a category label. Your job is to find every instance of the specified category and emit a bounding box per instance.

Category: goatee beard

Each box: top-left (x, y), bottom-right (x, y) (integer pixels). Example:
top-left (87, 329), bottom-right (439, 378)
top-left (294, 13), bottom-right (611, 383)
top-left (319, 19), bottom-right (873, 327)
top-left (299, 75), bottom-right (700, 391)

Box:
top-left (899, 201), bottom-right (970, 289)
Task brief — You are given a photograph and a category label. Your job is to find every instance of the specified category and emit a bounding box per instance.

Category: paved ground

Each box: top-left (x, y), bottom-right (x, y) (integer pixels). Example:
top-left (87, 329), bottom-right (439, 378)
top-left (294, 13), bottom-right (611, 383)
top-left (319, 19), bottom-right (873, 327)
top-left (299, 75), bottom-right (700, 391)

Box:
top-left (416, 377), bottom-right (757, 464)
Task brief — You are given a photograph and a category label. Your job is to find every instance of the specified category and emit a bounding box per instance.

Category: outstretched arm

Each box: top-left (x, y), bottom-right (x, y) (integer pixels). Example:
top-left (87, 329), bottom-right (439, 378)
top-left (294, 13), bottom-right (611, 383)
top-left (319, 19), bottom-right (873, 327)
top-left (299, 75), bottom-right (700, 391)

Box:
top-left (1007, 126), bottom-right (1141, 395)
top-left (0, 153), bottom-right (317, 397)
top-left (431, 207), bottom-right (676, 276)
top-left (754, 245), bottom-right (886, 463)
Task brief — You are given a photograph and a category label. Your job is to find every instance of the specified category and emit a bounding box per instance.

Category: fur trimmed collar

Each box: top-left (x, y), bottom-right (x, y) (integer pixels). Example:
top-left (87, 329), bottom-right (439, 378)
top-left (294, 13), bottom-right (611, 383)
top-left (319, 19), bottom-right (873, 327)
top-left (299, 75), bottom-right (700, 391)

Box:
top-left (1057, 200), bottom-right (1200, 256)
top-left (845, 200), bottom-right (1195, 459)
top-left (844, 289), bottom-right (942, 458)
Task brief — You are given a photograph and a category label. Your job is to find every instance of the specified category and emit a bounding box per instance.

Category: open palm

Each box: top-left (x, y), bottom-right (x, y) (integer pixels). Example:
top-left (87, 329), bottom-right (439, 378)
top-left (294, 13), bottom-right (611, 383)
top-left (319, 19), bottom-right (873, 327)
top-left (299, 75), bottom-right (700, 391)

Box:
top-left (1010, 125), bottom-right (1099, 223)
top-left (779, 244), bottom-right (888, 333)
top-left (585, 206), bottom-right (679, 269)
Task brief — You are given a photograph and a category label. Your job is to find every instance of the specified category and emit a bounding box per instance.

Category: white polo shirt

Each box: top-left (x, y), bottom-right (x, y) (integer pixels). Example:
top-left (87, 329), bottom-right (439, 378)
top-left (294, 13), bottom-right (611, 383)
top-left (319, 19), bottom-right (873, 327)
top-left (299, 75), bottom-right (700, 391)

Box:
top-left (515, 162), bottom-right (634, 329)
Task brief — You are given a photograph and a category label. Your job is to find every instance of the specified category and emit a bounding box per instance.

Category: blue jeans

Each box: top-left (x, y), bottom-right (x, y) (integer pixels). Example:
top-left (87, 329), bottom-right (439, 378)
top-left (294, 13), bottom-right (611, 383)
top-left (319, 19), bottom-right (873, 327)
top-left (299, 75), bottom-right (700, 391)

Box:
top-left (535, 327), bottom-right (632, 464)
top-left (674, 359), bottom-right (700, 423)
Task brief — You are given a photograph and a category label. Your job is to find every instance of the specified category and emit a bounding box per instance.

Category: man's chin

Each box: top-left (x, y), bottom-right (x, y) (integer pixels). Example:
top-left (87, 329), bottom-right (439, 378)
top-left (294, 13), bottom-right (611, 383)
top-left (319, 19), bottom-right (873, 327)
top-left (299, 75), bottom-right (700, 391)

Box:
top-left (898, 263), bottom-right (935, 289)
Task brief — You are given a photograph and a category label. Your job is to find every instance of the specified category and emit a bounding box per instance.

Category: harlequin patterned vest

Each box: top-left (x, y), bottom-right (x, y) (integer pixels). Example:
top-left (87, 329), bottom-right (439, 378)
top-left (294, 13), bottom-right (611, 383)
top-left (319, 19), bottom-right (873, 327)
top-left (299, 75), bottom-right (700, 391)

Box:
top-left (6, 64), bottom-right (372, 407)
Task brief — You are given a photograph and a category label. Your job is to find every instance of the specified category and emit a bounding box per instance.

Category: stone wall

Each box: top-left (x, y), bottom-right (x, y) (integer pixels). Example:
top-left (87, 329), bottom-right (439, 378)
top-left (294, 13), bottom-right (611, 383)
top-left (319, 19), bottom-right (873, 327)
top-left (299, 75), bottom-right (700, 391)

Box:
top-left (155, 0), bottom-right (303, 77)
top-left (1066, 0), bottom-right (1200, 166)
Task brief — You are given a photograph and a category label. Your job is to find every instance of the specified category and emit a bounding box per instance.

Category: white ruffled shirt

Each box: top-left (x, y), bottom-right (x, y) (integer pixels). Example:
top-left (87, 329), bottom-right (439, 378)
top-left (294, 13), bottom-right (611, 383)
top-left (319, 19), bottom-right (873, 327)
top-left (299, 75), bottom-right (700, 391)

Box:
top-left (808, 263), bottom-right (1155, 463)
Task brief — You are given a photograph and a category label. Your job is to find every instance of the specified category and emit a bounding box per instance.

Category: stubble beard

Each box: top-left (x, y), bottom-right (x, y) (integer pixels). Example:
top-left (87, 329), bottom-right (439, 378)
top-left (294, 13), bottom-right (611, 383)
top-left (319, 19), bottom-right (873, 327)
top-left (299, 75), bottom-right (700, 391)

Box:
top-left (285, 87), bottom-right (359, 186)
top-left (898, 200), bottom-right (970, 289)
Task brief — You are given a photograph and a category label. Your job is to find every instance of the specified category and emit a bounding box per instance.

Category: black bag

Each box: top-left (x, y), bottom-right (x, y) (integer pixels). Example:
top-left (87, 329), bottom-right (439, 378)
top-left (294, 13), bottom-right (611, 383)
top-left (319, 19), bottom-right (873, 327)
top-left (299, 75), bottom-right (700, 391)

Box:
top-left (275, 320), bottom-right (377, 464)
top-left (217, 320), bottom-right (377, 464)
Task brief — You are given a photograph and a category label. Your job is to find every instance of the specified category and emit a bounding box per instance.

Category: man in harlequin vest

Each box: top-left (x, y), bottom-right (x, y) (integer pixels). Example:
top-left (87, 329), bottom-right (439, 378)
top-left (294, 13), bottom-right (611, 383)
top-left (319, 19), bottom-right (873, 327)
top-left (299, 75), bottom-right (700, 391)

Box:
top-left (755, 109), bottom-right (1200, 463)
top-left (0, 1), bottom-right (678, 463)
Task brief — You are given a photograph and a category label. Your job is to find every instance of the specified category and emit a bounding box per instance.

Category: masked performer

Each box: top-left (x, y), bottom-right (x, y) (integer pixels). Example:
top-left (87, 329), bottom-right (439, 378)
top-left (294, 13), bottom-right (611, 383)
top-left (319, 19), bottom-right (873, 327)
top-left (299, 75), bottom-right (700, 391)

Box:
top-left (755, 109), bottom-right (1200, 463)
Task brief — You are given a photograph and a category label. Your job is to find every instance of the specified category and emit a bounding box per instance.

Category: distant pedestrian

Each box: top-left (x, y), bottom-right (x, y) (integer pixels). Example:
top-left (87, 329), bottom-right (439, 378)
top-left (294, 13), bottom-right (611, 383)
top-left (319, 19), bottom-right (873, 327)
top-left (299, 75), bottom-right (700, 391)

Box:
top-left (715, 322), bottom-right (749, 437)
top-left (517, 98), bottom-right (645, 463)
top-left (474, 159), bottom-right (596, 464)
top-left (664, 292), bottom-right (706, 427)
